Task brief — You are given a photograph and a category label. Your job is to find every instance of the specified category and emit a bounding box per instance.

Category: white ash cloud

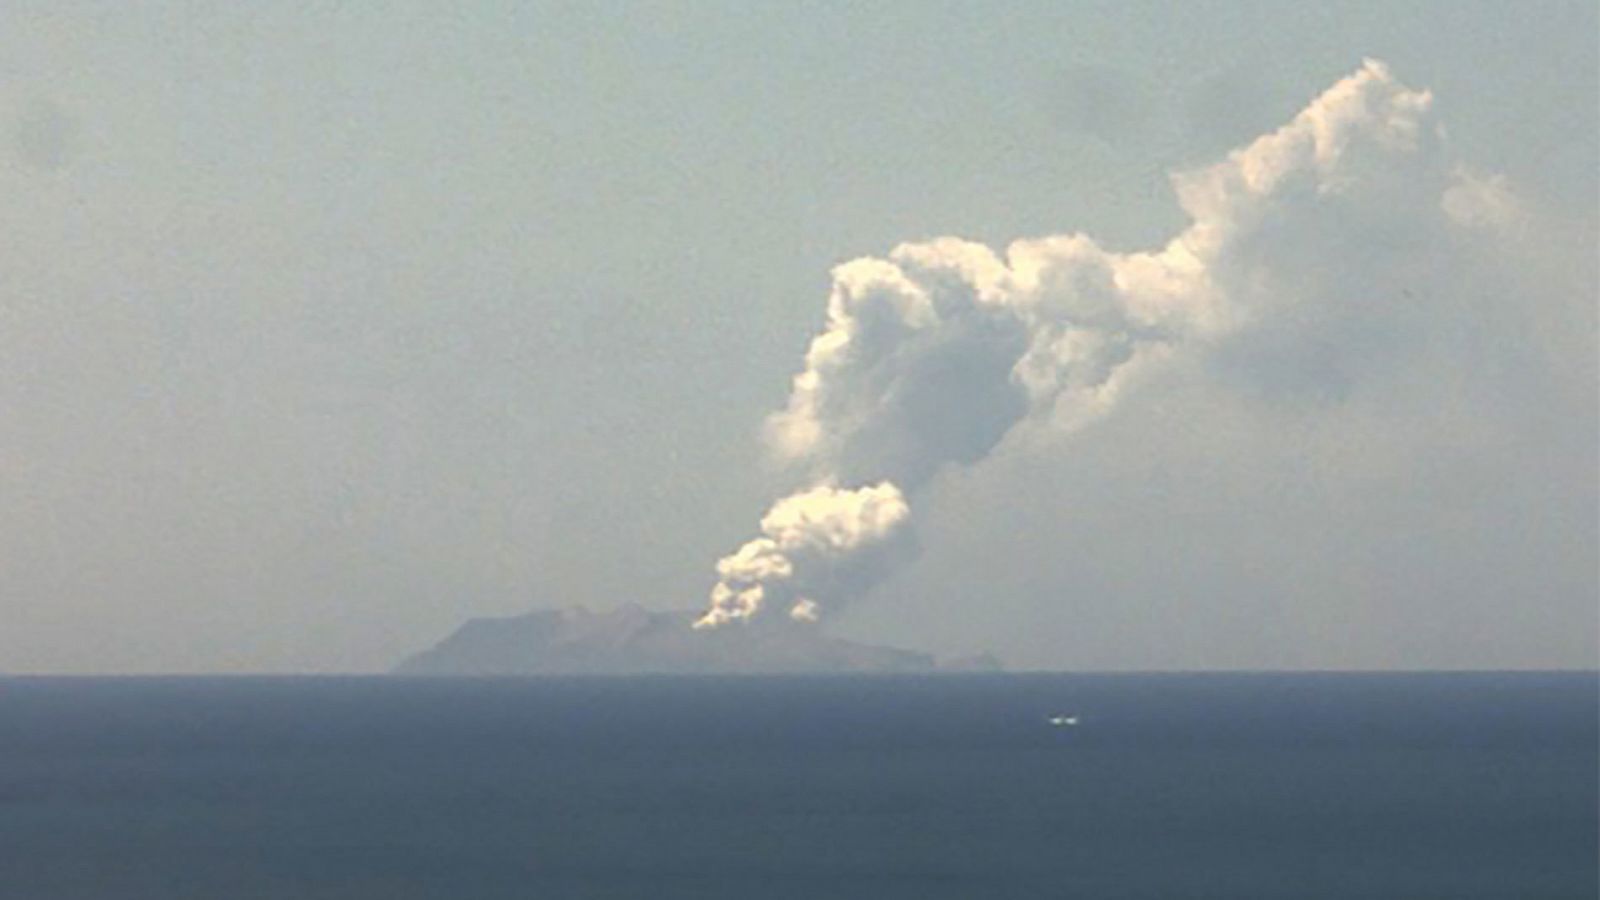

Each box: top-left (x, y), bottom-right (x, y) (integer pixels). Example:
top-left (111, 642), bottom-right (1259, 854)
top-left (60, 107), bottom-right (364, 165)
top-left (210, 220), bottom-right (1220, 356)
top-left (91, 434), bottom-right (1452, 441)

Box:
top-left (698, 59), bottom-right (1532, 629)
top-left (697, 482), bottom-right (912, 629)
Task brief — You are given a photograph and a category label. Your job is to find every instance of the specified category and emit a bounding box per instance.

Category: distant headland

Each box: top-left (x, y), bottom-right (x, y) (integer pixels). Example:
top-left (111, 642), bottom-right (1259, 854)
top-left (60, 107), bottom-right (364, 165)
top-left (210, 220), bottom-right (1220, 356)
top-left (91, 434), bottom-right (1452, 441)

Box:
top-left (394, 604), bottom-right (1000, 676)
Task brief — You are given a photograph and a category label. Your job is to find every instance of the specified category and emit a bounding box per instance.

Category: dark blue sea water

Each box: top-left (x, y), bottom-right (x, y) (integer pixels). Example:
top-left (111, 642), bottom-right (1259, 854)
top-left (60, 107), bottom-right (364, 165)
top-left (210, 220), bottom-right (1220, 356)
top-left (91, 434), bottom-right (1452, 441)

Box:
top-left (0, 672), bottom-right (1593, 899)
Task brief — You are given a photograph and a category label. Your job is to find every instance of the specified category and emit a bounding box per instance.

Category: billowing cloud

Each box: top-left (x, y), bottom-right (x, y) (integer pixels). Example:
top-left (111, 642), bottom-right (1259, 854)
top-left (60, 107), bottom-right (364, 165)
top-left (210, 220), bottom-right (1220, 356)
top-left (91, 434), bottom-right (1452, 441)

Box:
top-left (698, 60), bottom-right (1538, 629)
top-left (697, 482), bottom-right (912, 628)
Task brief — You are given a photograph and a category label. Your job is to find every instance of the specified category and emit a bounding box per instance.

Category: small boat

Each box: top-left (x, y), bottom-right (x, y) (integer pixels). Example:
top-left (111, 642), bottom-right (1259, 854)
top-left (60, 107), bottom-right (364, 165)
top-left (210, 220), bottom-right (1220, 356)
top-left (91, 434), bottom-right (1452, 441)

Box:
top-left (1048, 715), bottom-right (1079, 727)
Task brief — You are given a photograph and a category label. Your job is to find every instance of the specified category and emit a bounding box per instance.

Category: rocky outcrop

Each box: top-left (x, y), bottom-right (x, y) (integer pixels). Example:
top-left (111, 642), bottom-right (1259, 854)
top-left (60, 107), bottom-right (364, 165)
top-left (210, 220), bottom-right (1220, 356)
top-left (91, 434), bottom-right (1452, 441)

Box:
top-left (394, 604), bottom-right (993, 676)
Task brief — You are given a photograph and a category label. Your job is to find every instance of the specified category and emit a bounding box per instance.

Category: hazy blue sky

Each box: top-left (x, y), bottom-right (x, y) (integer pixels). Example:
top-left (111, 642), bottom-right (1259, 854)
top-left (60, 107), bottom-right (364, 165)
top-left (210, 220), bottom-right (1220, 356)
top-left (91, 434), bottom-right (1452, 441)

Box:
top-left (0, 2), bottom-right (1593, 672)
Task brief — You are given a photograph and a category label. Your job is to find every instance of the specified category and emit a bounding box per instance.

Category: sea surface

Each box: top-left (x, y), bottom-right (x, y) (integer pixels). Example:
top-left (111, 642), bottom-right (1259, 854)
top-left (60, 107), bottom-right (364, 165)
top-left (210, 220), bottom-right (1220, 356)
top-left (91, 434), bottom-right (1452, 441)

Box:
top-left (0, 672), bottom-right (1593, 899)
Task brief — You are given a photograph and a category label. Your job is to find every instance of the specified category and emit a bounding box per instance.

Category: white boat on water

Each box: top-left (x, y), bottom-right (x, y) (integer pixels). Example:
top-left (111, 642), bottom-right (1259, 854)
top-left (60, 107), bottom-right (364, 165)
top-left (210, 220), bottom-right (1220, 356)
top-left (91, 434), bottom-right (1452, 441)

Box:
top-left (1048, 715), bottom-right (1079, 727)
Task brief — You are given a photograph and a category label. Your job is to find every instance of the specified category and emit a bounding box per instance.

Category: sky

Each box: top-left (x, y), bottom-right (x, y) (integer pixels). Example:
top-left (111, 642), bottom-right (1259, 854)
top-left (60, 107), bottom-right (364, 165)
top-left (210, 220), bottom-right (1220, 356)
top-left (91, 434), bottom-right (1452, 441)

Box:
top-left (0, 1), bottom-right (1593, 673)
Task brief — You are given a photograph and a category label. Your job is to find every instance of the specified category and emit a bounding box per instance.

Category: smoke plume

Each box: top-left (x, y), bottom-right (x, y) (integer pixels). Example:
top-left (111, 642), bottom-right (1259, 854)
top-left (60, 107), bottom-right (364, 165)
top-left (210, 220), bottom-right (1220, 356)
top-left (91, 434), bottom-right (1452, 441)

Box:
top-left (696, 60), bottom-right (1524, 629)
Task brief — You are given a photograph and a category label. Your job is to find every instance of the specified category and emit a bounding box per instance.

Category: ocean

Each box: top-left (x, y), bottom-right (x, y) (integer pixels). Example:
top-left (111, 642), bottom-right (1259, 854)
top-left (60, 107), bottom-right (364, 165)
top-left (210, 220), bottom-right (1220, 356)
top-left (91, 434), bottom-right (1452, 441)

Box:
top-left (0, 672), bottom-right (1593, 899)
